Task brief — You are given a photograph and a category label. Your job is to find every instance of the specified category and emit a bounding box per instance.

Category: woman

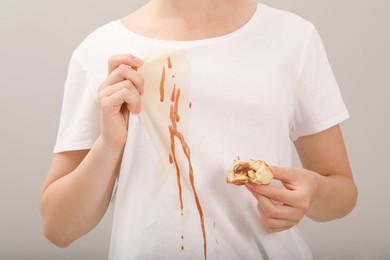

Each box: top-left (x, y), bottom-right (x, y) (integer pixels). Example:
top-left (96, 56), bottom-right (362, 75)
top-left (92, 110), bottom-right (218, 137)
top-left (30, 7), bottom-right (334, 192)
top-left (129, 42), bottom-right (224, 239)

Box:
top-left (40, 0), bottom-right (358, 259)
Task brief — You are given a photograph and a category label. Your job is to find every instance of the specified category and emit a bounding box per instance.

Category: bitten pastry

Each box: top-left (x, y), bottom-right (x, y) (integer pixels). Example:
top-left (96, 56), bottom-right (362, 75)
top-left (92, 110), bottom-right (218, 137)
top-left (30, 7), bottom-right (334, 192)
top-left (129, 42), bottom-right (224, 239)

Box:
top-left (227, 156), bottom-right (274, 185)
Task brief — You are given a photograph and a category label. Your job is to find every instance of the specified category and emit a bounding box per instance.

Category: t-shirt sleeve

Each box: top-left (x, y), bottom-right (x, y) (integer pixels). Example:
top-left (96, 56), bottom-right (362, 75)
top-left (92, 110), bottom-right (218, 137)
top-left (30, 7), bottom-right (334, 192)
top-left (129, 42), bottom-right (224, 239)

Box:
top-left (289, 23), bottom-right (350, 141)
top-left (53, 52), bottom-right (100, 153)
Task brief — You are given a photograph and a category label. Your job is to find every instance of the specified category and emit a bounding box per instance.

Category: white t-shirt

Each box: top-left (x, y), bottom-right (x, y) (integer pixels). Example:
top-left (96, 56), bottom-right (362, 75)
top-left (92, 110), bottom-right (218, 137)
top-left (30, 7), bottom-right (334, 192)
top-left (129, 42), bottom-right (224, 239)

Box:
top-left (54, 3), bottom-right (349, 260)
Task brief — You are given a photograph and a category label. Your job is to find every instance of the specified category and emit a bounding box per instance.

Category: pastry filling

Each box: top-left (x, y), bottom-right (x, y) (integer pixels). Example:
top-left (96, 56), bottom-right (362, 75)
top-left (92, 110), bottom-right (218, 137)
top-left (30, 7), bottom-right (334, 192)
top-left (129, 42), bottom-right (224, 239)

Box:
top-left (227, 157), bottom-right (273, 185)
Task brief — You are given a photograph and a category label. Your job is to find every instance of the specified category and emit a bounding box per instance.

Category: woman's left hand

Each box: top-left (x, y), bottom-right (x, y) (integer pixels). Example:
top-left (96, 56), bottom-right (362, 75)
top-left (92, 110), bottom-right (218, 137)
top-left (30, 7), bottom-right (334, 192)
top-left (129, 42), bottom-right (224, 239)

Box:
top-left (245, 166), bottom-right (318, 233)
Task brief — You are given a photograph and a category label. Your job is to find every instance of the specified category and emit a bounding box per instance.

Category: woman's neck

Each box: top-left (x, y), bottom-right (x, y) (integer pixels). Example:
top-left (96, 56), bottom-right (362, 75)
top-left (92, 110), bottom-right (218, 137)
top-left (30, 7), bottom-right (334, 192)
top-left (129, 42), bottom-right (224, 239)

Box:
top-left (149, 0), bottom-right (254, 24)
top-left (121, 0), bottom-right (257, 41)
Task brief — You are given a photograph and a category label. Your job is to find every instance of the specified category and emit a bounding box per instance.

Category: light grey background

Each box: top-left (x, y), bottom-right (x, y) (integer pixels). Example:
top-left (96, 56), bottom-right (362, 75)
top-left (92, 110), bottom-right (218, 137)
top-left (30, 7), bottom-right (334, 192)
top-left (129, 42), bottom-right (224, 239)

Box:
top-left (0, 0), bottom-right (389, 259)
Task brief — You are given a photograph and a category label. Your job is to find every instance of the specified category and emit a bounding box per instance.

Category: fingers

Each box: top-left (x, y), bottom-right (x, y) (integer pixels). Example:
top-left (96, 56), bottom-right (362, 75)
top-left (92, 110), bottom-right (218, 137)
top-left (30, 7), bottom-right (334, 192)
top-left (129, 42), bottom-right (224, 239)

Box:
top-left (270, 166), bottom-right (297, 183)
top-left (257, 210), bottom-right (298, 233)
top-left (100, 88), bottom-right (140, 114)
top-left (99, 80), bottom-right (136, 98)
top-left (99, 54), bottom-right (145, 116)
top-left (246, 183), bottom-right (295, 206)
top-left (102, 64), bottom-right (144, 96)
top-left (97, 55), bottom-right (144, 147)
top-left (245, 167), bottom-right (316, 233)
top-left (246, 178), bottom-right (308, 233)
top-left (256, 195), bottom-right (304, 223)
top-left (108, 54), bottom-right (143, 75)
top-left (254, 193), bottom-right (303, 233)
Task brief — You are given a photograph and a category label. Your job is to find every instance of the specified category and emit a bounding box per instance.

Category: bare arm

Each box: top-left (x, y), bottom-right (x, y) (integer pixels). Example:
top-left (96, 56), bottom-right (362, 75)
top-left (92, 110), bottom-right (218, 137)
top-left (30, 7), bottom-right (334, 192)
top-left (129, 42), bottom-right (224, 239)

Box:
top-left (40, 55), bottom-right (144, 247)
top-left (40, 139), bottom-right (122, 248)
top-left (294, 124), bottom-right (358, 221)
top-left (246, 125), bottom-right (358, 232)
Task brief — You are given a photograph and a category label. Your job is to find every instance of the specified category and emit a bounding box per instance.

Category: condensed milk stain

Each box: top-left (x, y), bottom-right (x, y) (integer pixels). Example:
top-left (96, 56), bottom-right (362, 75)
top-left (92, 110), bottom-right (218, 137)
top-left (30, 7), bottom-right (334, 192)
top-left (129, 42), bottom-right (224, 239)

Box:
top-left (160, 56), bottom-right (207, 259)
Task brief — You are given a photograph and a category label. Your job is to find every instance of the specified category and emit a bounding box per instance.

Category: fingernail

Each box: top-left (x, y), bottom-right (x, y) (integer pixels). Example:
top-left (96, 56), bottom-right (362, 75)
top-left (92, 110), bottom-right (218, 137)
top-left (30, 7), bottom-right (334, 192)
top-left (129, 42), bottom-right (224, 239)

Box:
top-left (133, 57), bottom-right (143, 66)
top-left (245, 183), bottom-right (253, 191)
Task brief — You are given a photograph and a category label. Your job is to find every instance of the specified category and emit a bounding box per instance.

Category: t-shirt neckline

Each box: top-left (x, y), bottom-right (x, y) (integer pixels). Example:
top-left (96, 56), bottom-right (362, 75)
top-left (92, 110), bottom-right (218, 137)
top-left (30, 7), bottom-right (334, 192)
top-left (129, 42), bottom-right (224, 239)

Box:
top-left (114, 3), bottom-right (266, 47)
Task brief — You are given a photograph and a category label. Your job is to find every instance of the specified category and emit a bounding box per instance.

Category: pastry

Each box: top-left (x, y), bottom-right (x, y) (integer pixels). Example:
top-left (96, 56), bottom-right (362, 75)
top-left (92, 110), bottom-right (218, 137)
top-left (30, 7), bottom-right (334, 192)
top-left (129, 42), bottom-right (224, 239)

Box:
top-left (227, 156), bottom-right (273, 185)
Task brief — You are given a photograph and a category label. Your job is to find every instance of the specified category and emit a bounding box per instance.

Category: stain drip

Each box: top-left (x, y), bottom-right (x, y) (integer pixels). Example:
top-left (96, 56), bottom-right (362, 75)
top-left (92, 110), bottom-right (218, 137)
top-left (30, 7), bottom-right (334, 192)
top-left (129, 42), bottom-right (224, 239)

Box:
top-left (161, 56), bottom-right (207, 259)
top-left (159, 66), bottom-right (166, 102)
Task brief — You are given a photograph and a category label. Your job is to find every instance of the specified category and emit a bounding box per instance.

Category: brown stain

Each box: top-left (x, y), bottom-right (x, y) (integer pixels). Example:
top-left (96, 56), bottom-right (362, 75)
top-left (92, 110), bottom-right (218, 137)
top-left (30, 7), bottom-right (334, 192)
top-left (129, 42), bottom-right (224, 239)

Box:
top-left (161, 56), bottom-right (207, 259)
top-left (159, 66), bottom-right (166, 102)
top-left (168, 118), bottom-right (184, 214)
top-left (173, 88), bottom-right (180, 123)
top-left (168, 91), bottom-right (206, 259)
top-left (189, 102), bottom-right (192, 109)
top-left (169, 154), bottom-right (173, 164)
top-left (170, 84), bottom-right (176, 102)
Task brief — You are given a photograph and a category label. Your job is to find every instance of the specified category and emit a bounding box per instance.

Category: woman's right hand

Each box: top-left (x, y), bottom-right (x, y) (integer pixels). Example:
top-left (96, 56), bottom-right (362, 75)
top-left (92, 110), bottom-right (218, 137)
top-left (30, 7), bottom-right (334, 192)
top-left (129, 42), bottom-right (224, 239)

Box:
top-left (98, 54), bottom-right (144, 149)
